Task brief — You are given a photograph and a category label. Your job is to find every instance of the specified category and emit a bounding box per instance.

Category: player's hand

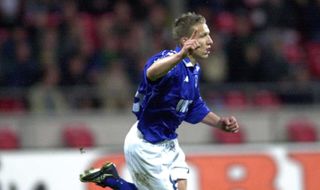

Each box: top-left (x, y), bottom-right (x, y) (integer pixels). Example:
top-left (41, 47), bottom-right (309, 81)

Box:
top-left (180, 29), bottom-right (200, 57)
top-left (217, 116), bottom-right (240, 133)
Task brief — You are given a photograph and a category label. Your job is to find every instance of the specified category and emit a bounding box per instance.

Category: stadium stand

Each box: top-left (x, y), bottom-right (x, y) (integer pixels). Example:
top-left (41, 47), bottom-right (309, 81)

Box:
top-left (286, 118), bottom-right (318, 142)
top-left (252, 90), bottom-right (281, 108)
top-left (223, 90), bottom-right (248, 109)
top-left (0, 98), bottom-right (26, 113)
top-left (62, 122), bottom-right (95, 148)
top-left (212, 126), bottom-right (245, 144)
top-left (305, 42), bottom-right (320, 79)
top-left (0, 126), bottom-right (20, 149)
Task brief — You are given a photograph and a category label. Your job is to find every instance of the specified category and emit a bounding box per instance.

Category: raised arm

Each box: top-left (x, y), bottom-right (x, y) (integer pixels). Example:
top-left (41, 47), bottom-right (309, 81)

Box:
top-left (146, 30), bottom-right (200, 81)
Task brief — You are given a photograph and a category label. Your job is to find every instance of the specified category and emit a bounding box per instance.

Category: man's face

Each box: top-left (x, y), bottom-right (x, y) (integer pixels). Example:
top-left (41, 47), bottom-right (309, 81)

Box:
top-left (191, 23), bottom-right (213, 59)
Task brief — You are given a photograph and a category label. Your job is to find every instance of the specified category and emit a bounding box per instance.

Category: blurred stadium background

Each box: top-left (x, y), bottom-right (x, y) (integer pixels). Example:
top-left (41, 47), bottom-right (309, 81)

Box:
top-left (1, 0), bottom-right (320, 189)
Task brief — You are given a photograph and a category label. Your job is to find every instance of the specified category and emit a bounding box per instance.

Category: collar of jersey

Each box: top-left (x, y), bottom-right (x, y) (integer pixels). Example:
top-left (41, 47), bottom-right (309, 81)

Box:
top-left (175, 46), bottom-right (195, 67)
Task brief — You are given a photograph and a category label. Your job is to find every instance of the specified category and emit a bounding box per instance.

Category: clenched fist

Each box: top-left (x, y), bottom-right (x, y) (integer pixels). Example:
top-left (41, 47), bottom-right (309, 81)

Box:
top-left (217, 116), bottom-right (240, 133)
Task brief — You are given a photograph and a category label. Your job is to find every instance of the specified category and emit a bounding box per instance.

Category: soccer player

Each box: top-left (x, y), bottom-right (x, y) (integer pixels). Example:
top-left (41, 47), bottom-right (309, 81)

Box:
top-left (80, 12), bottom-right (240, 190)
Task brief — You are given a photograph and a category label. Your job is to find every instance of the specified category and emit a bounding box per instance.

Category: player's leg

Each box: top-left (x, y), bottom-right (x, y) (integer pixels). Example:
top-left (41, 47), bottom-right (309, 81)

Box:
top-left (177, 179), bottom-right (187, 190)
top-left (124, 123), bottom-right (190, 190)
top-left (125, 146), bottom-right (174, 190)
top-left (80, 162), bottom-right (137, 190)
top-left (169, 139), bottom-right (189, 190)
top-left (125, 142), bottom-right (189, 190)
top-left (124, 123), bottom-right (171, 189)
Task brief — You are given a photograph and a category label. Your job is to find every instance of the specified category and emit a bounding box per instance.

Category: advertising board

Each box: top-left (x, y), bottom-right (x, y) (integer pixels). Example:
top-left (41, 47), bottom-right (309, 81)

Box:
top-left (1, 144), bottom-right (320, 190)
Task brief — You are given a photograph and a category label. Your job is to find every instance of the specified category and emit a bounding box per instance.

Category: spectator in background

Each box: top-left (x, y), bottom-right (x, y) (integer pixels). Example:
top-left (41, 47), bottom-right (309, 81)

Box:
top-left (242, 42), bottom-right (264, 82)
top-left (28, 64), bottom-right (69, 114)
top-left (60, 54), bottom-right (102, 110)
top-left (3, 28), bottom-right (40, 87)
top-left (98, 59), bottom-right (132, 111)
top-left (61, 54), bottom-right (90, 86)
top-left (263, 0), bottom-right (298, 29)
top-left (301, 0), bottom-right (320, 41)
top-left (201, 34), bottom-right (228, 84)
top-left (0, 29), bottom-right (9, 86)
top-left (96, 15), bottom-right (120, 64)
top-left (258, 29), bottom-right (290, 82)
top-left (78, 0), bottom-right (114, 15)
top-left (141, 2), bottom-right (172, 56)
top-left (1, 0), bottom-right (320, 112)
top-left (38, 28), bottom-right (59, 67)
top-left (57, 1), bottom-right (87, 59)
top-left (111, 0), bottom-right (135, 54)
top-left (226, 12), bottom-right (256, 82)
top-left (0, 0), bottom-right (22, 27)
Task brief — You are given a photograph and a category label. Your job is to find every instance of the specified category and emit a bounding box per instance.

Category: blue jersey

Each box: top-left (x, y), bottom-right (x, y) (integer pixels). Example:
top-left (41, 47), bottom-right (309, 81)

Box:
top-left (132, 46), bottom-right (210, 143)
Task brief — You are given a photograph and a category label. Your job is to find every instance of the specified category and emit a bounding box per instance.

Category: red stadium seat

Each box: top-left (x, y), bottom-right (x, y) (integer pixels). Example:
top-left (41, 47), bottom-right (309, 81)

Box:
top-left (282, 43), bottom-right (303, 65)
top-left (223, 90), bottom-right (248, 109)
top-left (305, 42), bottom-right (320, 78)
top-left (62, 122), bottom-right (95, 148)
top-left (212, 127), bottom-right (245, 144)
top-left (0, 127), bottom-right (20, 150)
top-left (215, 11), bottom-right (235, 34)
top-left (252, 90), bottom-right (281, 108)
top-left (286, 119), bottom-right (317, 142)
top-left (0, 98), bottom-right (26, 113)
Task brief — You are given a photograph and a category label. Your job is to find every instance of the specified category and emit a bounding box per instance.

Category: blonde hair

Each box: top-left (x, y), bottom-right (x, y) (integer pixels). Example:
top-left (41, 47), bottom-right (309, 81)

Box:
top-left (172, 12), bottom-right (206, 42)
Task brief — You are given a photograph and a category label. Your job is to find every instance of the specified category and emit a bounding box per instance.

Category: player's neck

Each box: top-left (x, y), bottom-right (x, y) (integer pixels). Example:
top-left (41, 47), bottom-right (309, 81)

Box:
top-left (188, 55), bottom-right (197, 65)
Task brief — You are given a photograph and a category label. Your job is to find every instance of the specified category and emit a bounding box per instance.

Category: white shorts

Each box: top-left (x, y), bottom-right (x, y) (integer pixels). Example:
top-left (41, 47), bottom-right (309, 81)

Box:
top-left (124, 121), bottom-right (189, 190)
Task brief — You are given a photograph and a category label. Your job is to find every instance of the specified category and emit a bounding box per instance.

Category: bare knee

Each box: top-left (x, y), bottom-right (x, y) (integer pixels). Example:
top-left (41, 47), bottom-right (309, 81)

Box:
top-left (177, 179), bottom-right (187, 190)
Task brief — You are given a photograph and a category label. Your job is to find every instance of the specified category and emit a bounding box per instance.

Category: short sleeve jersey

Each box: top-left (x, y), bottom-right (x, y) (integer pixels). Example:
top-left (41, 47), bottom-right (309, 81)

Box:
top-left (132, 46), bottom-right (210, 143)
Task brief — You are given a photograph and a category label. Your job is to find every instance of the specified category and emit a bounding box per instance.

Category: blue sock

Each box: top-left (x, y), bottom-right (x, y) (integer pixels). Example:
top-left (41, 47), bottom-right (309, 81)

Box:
top-left (103, 177), bottom-right (138, 190)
